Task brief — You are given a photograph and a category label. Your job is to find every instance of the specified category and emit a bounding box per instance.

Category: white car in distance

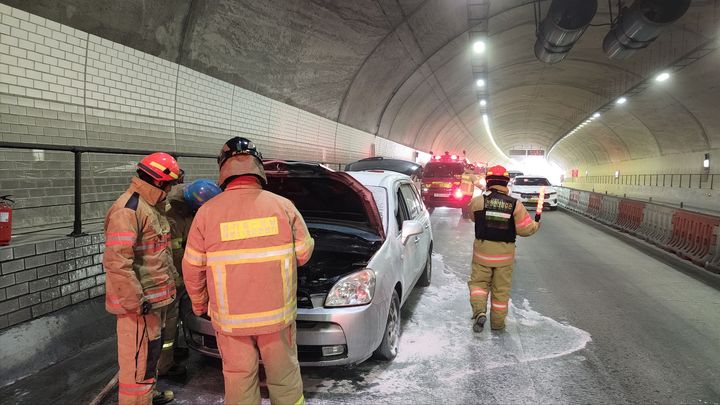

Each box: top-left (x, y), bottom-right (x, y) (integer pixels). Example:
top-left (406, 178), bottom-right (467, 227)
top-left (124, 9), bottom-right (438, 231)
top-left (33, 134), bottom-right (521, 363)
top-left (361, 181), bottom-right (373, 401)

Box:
top-left (509, 175), bottom-right (558, 210)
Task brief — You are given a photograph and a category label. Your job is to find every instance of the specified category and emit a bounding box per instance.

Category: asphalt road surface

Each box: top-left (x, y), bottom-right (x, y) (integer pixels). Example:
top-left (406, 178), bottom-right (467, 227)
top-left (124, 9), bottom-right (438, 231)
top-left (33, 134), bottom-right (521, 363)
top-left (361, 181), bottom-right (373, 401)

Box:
top-left (3, 208), bottom-right (718, 404)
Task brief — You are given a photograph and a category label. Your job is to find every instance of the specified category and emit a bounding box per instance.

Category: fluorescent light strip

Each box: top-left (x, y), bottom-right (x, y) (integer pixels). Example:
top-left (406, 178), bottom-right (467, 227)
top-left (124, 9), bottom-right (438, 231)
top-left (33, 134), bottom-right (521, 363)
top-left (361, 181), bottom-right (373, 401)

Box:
top-left (482, 114), bottom-right (510, 161)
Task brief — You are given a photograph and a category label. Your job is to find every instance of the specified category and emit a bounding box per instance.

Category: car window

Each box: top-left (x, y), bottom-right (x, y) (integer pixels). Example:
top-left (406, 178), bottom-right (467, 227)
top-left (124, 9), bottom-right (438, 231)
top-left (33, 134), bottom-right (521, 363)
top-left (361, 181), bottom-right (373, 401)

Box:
top-left (395, 188), bottom-right (411, 232)
top-left (399, 183), bottom-right (422, 219)
top-left (424, 163), bottom-right (464, 178)
top-left (514, 177), bottom-right (550, 186)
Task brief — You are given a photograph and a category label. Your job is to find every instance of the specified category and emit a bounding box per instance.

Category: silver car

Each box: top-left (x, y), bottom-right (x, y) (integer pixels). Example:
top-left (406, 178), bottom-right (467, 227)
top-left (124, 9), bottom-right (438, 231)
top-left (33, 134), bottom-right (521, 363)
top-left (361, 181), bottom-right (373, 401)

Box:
top-left (181, 162), bottom-right (433, 366)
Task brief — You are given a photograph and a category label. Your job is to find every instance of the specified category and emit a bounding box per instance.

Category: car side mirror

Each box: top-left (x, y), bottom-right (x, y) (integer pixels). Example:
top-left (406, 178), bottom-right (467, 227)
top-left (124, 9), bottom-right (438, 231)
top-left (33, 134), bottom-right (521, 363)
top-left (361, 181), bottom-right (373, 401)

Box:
top-left (401, 220), bottom-right (423, 245)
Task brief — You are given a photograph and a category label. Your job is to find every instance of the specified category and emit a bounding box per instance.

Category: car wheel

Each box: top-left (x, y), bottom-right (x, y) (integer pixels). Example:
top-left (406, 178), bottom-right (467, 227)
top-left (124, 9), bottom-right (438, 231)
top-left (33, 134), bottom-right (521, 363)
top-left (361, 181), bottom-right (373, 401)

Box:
top-left (416, 246), bottom-right (432, 287)
top-left (374, 290), bottom-right (401, 361)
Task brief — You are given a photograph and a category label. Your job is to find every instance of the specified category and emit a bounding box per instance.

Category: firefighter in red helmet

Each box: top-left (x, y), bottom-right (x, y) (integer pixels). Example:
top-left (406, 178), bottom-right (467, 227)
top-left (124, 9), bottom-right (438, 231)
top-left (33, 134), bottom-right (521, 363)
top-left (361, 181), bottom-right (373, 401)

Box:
top-left (183, 137), bottom-right (313, 405)
top-left (103, 152), bottom-right (182, 405)
top-left (467, 165), bottom-right (540, 332)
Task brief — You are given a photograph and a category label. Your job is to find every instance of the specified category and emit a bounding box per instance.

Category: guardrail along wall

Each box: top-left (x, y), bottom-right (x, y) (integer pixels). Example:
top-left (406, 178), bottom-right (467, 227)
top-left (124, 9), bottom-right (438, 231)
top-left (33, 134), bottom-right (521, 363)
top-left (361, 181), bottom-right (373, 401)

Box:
top-left (563, 172), bottom-right (719, 213)
top-left (0, 4), bottom-right (420, 231)
top-left (558, 187), bottom-right (720, 274)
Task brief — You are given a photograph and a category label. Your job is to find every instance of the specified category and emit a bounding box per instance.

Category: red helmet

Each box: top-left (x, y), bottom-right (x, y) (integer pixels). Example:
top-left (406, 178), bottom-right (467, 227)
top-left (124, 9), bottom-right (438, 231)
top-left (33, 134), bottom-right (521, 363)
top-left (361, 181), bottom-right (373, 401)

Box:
top-left (137, 152), bottom-right (182, 183)
top-left (486, 165), bottom-right (510, 186)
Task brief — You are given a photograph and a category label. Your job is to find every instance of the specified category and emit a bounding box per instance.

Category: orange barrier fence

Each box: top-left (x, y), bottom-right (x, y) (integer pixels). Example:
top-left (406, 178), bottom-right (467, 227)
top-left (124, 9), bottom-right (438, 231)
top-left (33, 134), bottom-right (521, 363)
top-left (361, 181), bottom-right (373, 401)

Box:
top-left (558, 187), bottom-right (720, 274)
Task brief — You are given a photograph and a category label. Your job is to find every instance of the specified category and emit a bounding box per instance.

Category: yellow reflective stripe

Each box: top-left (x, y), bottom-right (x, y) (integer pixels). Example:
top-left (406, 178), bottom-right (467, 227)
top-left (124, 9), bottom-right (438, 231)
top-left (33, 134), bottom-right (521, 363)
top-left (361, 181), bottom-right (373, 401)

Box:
top-left (295, 395), bottom-right (306, 405)
top-left (184, 246), bottom-right (206, 266)
top-left (162, 341), bottom-right (174, 349)
top-left (295, 237), bottom-right (313, 255)
top-left (220, 216), bottom-right (279, 241)
top-left (211, 299), bottom-right (296, 321)
top-left (211, 301), bottom-right (296, 330)
top-left (149, 161), bottom-right (179, 179)
top-left (212, 265), bottom-right (227, 315)
top-left (206, 245), bottom-right (294, 265)
top-left (206, 243), bottom-right (294, 257)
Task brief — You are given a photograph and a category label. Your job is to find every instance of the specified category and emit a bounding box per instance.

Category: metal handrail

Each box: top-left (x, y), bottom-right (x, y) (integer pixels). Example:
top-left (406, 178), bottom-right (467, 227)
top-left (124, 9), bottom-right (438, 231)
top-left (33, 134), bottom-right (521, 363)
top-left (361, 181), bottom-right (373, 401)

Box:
top-left (0, 141), bottom-right (217, 236)
top-left (565, 173), bottom-right (717, 190)
top-left (0, 141), bottom-right (345, 236)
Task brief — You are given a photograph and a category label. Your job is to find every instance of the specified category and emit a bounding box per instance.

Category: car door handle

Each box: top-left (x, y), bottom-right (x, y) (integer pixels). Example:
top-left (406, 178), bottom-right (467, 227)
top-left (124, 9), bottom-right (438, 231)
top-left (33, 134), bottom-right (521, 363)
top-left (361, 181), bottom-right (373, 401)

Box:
top-left (423, 224), bottom-right (429, 229)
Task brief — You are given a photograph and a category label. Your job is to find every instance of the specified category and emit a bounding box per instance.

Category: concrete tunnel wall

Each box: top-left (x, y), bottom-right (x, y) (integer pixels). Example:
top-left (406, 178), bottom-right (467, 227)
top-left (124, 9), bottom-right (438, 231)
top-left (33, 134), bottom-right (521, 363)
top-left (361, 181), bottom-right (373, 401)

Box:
top-left (0, 4), bottom-right (423, 232)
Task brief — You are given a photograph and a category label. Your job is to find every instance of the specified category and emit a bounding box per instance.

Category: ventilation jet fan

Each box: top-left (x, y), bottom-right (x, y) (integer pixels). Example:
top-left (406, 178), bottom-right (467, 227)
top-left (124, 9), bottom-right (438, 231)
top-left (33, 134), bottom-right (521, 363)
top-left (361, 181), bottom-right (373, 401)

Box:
top-left (534, 0), bottom-right (598, 64)
top-left (603, 0), bottom-right (691, 59)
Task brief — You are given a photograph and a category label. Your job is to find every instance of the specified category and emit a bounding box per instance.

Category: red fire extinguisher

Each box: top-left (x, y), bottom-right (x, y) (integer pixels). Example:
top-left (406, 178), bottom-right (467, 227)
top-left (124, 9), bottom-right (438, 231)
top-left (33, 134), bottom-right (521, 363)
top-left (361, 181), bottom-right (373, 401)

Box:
top-left (0, 195), bottom-right (14, 246)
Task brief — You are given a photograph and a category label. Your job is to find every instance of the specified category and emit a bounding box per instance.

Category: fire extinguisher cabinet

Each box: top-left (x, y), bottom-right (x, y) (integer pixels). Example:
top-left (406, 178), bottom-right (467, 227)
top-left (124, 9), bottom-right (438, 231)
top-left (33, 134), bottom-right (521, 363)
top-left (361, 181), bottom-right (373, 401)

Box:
top-left (0, 195), bottom-right (14, 246)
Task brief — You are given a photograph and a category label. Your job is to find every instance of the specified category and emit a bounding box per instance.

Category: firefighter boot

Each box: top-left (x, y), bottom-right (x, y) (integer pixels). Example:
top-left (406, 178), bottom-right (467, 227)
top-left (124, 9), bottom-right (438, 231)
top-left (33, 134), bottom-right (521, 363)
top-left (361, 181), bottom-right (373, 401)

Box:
top-left (152, 389), bottom-right (174, 405)
top-left (472, 314), bottom-right (486, 333)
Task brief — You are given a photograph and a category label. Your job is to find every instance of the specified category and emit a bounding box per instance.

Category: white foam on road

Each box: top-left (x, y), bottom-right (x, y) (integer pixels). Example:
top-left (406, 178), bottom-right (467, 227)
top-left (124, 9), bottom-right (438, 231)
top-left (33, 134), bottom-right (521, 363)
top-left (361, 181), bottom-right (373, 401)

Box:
top-left (304, 254), bottom-right (592, 403)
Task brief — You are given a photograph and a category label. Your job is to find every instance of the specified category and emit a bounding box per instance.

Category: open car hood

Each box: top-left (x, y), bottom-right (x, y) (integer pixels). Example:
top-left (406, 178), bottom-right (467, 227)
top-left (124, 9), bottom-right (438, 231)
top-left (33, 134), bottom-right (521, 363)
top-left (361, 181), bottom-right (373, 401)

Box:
top-left (263, 160), bottom-right (385, 240)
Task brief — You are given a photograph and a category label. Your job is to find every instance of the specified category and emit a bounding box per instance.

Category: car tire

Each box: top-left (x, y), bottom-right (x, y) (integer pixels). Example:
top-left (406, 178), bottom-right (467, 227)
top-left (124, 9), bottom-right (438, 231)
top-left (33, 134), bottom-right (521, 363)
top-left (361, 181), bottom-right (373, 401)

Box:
top-left (416, 246), bottom-right (432, 287)
top-left (373, 290), bottom-right (401, 361)
top-left (549, 205), bottom-right (558, 211)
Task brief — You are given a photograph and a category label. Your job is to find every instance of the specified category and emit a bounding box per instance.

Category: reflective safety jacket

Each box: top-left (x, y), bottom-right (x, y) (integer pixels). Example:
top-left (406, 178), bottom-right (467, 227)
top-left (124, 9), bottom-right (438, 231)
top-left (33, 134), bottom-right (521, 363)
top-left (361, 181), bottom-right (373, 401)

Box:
top-left (182, 178), bottom-right (315, 336)
top-left (103, 177), bottom-right (177, 315)
top-left (165, 186), bottom-right (194, 289)
top-left (469, 185), bottom-right (540, 267)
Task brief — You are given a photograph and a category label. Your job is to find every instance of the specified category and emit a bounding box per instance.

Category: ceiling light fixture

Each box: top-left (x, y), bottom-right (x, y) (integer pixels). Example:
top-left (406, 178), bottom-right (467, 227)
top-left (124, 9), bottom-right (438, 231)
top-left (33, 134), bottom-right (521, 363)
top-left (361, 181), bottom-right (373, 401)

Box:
top-left (479, 99), bottom-right (487, 107)
top-left (655, 72), bottom-right (670, 82)
top-left (476, 79), bottom-right (485, 87)
top-left (616, 97), bottom-right (627, 105)
top-left (473, 40), bottom-right (486, 54)
top-left (593, 112), bottom-right (601, 118)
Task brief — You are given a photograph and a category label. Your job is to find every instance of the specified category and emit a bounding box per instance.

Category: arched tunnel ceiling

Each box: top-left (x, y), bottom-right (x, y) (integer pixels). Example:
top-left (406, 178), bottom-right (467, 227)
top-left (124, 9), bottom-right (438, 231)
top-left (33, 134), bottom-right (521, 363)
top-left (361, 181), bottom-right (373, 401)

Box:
top-left (5, 0), bottom-right (719, 167)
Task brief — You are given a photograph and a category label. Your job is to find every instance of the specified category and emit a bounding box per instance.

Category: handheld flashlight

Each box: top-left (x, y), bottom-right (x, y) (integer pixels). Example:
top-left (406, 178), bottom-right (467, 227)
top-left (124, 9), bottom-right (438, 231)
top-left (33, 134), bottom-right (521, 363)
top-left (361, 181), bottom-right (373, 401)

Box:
top-left (535, 186), bottom-right (545, 222)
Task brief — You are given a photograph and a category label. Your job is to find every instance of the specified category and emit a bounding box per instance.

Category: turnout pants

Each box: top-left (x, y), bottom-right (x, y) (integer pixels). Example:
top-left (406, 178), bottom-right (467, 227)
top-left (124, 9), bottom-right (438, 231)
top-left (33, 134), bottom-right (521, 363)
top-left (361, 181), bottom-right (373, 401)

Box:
top-left (468, 262), bottom-right (513, 330)
top-left (157, 289), bottom-right (181, 374)
top-left (215, 323), bottom-right (304, 405)
top-left (117, 308), bottom-right (167, 405)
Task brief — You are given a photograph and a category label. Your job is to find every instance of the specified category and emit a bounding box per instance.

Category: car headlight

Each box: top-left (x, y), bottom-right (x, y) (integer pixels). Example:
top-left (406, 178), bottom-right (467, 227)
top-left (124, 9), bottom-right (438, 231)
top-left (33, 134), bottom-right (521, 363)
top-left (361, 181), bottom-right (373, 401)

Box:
top-left (325, 269), bottom-right (376, 307)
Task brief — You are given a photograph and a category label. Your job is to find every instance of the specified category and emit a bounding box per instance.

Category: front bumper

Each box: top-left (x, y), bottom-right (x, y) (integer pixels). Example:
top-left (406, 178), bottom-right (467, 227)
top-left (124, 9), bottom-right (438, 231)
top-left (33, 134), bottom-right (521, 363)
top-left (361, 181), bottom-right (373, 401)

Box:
top-left (514, 194), bottom-right (558, 208)
top-left (180, 293), bottom-right (387, 366)
top-left (422, 192), bottom-right (471, 209)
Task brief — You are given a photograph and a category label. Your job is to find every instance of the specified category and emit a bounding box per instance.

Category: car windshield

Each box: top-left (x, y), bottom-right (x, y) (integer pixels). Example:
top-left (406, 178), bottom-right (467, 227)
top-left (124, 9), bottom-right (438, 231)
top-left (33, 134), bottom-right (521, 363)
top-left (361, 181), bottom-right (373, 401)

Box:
top-left (514, 177), bottom-right (551, 186)
top-left (424, 163), bottom-right (464, 178)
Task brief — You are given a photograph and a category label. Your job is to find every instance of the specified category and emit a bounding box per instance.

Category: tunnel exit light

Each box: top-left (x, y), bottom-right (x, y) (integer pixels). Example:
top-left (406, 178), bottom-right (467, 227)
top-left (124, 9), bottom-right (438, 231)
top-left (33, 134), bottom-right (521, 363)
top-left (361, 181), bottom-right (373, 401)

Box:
top-left (473, 40), bottom-right (486, 54)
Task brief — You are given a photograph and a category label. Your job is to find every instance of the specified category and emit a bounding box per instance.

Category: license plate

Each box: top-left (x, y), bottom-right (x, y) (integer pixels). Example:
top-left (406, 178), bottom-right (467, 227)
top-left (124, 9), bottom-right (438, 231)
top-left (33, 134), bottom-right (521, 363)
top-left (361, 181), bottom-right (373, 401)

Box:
top-left (529, 198), bottom-right (538, 202)
top-left (434, 193), bottom-right (450, 198)
top-left (432, 182), bottom-right (452, 188)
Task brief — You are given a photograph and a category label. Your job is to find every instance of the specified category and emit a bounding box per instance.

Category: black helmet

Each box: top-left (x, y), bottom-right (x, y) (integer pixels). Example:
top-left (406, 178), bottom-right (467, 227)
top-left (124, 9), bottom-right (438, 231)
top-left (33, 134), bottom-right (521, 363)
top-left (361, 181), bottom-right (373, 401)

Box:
top-left (217, 137), bottom-right (263, 168)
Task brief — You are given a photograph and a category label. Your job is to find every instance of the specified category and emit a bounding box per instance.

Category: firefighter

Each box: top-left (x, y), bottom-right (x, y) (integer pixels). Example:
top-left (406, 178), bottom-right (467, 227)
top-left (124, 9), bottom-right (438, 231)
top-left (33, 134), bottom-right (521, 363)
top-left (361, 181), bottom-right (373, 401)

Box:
top-left (460, 164), bottom-right (477, 219)
top-left (467, 165), bottom-right (540, 332)
top-left (158, 179), bottom-right (221, 379)
top-left (183, 137), bottom-right (314, 405)
top-left (103, 152), bottom-right (182, 405)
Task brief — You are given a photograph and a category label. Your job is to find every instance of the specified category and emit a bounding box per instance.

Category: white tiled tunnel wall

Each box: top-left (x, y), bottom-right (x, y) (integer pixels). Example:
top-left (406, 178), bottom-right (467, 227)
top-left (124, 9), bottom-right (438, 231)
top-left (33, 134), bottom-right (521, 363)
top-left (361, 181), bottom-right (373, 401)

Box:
top-left (0, 4), bottom-right (422, 232)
